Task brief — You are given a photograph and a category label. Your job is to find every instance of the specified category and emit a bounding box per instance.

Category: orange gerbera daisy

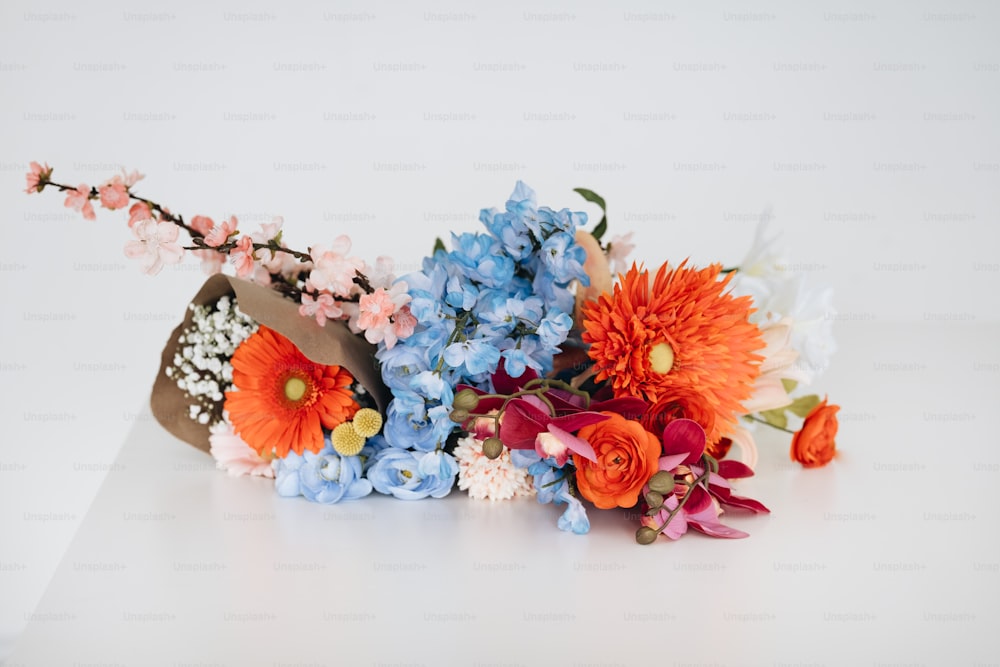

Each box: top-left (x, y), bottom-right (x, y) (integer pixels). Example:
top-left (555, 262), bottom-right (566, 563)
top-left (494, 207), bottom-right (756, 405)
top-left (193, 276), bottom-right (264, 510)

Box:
top-left (582, 261), bottom-right (764, 443)
top-left (224, 326), bottom-right (359, 458)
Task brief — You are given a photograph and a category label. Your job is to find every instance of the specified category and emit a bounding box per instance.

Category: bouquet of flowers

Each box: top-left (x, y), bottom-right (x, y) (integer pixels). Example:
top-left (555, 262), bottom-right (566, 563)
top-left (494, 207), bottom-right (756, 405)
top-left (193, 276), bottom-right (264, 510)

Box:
top-left (26, 161), bottom-right (840, 544)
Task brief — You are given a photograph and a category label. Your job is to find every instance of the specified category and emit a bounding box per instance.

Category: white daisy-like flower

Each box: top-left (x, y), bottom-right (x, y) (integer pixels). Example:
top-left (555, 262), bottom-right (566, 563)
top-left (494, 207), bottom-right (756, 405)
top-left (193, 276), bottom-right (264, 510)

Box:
top-left (454, 435), bottom-right (534, 502)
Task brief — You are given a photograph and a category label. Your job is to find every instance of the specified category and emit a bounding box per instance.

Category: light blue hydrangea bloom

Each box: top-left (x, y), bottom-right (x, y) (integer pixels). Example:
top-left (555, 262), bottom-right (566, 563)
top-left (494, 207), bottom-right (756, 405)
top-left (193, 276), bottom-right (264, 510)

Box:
top-left (273, 442), bottom-right (372, 504)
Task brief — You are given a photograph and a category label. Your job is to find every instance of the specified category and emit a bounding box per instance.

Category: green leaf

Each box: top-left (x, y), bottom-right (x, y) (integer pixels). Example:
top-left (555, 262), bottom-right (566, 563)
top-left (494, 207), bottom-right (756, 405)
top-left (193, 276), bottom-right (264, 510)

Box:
top-left (759, 408), bottom-right (788, 430)
top-left (573, 187), bottom-right (608, 241)
top-left (432, 237), bottom-right (446, 254)
top-left (781, 378), bottom-right (798, 394)
top-left (787, 394), bottom-right (821, 419)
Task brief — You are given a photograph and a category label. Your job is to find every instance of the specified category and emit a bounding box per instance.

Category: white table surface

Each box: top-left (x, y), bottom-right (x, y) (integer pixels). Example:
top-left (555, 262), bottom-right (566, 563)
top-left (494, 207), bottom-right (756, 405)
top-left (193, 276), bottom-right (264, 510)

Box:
top-left (7, 320), bottom-right (999, 666)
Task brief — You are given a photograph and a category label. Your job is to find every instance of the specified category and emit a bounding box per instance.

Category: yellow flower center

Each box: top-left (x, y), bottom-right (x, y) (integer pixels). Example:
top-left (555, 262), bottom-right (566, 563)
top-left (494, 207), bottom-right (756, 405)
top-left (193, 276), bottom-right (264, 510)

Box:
top-left (649, 342), bottom-right (676, 374)
top-left (284, 376), bottom-right (307, 401)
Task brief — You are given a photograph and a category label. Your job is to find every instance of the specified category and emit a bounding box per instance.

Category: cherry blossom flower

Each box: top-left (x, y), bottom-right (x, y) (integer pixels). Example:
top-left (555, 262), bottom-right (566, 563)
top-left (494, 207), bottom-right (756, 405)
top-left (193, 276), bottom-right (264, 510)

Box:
top-left (64, 184), bottom-right (96, 221)
top-left (128, 202), bottom-right (152, 228)
top-left (607, 231), bottom-right (635, 275)
top-left (204, 215), bottom-right (237, 247)
top-left (230, 235), bottom-right (256, 278)
top-left (98, 175), bottom-right (130, 210)
top-left (299, 292), bottom-right (344, 326)
top-left (309, 235), bottom-right (365, 297)
top-left (24, 161), bottom-right (52, 194)
top-left (123, 219), bottom-right (183, 275)
top-left (189, 215), bottom-right (215, 236)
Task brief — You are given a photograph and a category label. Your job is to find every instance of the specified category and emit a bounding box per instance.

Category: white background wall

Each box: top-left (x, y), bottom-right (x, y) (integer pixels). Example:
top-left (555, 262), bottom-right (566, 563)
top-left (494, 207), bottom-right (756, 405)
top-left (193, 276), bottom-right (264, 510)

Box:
top-left (1, 0), bottom-right (997, 656)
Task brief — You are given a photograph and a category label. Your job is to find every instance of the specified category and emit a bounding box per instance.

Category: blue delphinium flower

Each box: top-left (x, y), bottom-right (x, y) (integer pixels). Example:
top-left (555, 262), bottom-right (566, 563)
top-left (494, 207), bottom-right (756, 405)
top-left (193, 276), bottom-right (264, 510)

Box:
top-left (273, 442), bottom-right (372, 504)
top-left (377, 182), bottom-right (592, 453)
top-left (510, 450), bottom-right (591, 535)
top-left (368, 447), bottom-right (458, 500)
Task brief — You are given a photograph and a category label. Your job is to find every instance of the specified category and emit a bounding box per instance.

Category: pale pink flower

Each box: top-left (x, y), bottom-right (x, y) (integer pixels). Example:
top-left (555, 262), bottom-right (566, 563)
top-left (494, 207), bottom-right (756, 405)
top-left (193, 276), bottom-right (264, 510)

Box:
top-left (357, 288), bottom-right (396, 332)
top-left (392, 305), bottom-right (417, 344)
top-left (204, 215), bottom-right (237, 247)
top-left (121, 169), bottom-right (144, 188)
top-left (98, 175), bottom-right (130, 210)
top-left (299, 292), bottom-right (343, 326)
top-left (308, 235), bottom-right (365, 297)
top-left (354, 282), bottom-right (414, 348)
top-left (209, 423), bottom-right (275, 478)
top-left (230, 235), bottom-right (256, 278)
top-left (189, 215), bottom-right (215, 236)
top-left (128, 202), bottom-right (152, 228)
top-left (123, 219), bottom-right (184, 275)
top-left (365, 255), bottom-right (398, 290)
top-left (607, 232), bottom-right (635, 276)
top-left (573, 230), bottom-right (613, 328)
top-left (25, 161), bottom-right (52, 194)
top-left (194, 249), bottom-right (225, 276)
top-left (64, 184), bottom-right (96, 221)
top-left (254, 216), bottom-right (283, 245)
top-left (261, 250), bottom-right (300, 278)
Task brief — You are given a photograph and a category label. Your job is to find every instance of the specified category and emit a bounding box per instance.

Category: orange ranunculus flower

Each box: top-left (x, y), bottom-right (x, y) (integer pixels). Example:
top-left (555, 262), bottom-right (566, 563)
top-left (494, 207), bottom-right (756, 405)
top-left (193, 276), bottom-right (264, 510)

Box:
top-left (641, 388), bottom-right (716, 446)
top-left (790, 397), bottom-right (840, 468)
top-left (574, 412), bottom-right (662, 510)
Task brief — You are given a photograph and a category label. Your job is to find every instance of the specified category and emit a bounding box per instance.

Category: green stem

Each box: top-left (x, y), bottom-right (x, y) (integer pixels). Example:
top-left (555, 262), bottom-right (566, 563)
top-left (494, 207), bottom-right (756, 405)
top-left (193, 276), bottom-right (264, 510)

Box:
top-left (747, 414), bottom-right (796, 434)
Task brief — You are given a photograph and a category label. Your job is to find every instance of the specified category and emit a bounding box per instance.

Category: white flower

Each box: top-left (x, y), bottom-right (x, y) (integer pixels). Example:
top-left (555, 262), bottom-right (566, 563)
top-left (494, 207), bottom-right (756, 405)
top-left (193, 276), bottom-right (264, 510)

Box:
top-left (453, 435), bottom-right (534, 501)
top-left (606, 232), bottom-right (635, 276)
top-left (729, 212), bottom-right (836, 385)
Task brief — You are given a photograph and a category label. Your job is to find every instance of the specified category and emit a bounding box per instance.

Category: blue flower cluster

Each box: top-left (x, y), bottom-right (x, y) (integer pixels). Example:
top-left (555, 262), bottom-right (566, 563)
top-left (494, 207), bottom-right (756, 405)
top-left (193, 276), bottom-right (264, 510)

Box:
top-left (377, 182), bottom-right (590, 462)
top-left (273, 436), bottom-right (376, 504)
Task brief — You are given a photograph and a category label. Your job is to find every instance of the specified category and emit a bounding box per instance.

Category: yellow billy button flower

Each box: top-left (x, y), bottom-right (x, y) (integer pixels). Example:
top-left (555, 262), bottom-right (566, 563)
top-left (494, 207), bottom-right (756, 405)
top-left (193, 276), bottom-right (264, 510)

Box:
top-left (331, 422), bottom-right (366, 456)
top-left (352, 408), bottom-right (383, 438)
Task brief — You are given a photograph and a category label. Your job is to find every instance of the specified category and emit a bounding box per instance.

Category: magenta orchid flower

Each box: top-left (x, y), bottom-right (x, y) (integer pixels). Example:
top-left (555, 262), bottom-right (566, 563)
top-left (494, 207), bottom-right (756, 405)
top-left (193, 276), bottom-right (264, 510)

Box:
top-left (640, 419), bottom-right (769, 541)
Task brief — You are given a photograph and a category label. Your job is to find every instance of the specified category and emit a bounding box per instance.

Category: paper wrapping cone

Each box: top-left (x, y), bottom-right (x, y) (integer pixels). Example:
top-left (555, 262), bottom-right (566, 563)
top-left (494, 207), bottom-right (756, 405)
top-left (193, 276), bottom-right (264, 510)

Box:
top-left (150, 274), bottom-right (391, 453)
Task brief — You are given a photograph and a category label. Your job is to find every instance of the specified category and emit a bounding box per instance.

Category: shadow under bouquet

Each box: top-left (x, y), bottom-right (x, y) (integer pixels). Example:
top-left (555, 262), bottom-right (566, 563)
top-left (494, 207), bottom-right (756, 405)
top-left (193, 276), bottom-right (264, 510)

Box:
top-left (26, 162), bottom-right (840, 544)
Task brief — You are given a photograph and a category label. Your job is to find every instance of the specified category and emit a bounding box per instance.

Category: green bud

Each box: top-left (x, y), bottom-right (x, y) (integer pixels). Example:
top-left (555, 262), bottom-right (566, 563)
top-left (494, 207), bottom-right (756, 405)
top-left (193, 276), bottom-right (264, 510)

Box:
top-left (644, 490), bottom-right (664, 509)
top-left (452, 388), bottom-right (481, 411)
top-left (482, 437), bottom-right (504, 460)
top-left (449, 408), bottom-right (469, 424)
top-left (635, 526), bottom-right (658, 545)
top-left (647, 471), bottom-right (675, 495)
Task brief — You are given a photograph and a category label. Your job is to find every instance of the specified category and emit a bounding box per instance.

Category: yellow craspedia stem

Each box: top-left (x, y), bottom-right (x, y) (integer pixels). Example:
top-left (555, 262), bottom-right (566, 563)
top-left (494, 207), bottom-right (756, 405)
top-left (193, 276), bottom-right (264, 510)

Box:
top-left (649, 342), bottom-right (676, 374)
top-left (351, 408), bottom-right (383, 438)
top-left (331, 422), bottom-right (366, 456)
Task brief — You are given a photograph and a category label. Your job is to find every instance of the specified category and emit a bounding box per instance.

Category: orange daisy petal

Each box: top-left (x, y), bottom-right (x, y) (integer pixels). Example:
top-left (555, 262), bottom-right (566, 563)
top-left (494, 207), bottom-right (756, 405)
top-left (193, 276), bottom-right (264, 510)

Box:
top-left (224, 325), bottom-right (360, 458)
top-left (582, 261), bottom-right (764, 443)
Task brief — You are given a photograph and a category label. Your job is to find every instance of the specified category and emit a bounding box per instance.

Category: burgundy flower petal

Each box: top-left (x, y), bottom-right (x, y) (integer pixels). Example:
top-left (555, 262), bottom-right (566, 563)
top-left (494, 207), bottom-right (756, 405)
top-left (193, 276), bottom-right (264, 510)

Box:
top-left (662, 418), bottom-right (706, 464)
top-left (718, 460), bottom-right (755, 479)
top-left (498, 398), bottom-right (551, 449)
top-left (492, 359), bottom-right (538, 395)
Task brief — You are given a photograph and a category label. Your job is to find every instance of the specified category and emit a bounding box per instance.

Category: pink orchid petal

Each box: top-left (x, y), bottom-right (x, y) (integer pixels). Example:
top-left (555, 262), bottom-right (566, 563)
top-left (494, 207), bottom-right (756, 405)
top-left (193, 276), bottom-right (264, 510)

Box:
top-left (688, 520), bottom-right (749, 539)
top-left (549, 411), bottom-right (609, 433)
top-left (662, 418), bottom-right (706, 464)
top-left (547, 423), bottom-right (596, 462)
top-left (659, 496), bottom-right (688, 539)
top-left (722, 494), bottom-right (770, 514)
top-left (658, 453), bottom-right (688, 472)
top-left (686, 504), bottom-right (749, 539)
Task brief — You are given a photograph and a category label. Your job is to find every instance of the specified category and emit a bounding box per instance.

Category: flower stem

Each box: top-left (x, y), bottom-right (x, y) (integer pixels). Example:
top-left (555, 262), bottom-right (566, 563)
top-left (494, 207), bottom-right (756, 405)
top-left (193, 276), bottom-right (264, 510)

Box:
top-left (747, 414), bottom-right (796, 434)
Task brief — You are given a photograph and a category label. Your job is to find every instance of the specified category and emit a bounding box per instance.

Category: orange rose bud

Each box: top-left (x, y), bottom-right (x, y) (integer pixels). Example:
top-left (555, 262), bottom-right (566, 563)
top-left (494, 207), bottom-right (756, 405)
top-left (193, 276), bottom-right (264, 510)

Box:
top-left (573, 412), bottom-right (663, 510)
top-left (790, 397), bottom-right (839, 468)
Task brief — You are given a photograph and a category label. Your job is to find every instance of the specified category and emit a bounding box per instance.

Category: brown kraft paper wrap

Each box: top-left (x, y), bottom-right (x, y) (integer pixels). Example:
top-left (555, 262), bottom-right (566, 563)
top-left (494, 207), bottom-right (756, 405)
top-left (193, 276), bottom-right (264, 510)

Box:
top-left (150, 274), bottom-right (391, 453)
